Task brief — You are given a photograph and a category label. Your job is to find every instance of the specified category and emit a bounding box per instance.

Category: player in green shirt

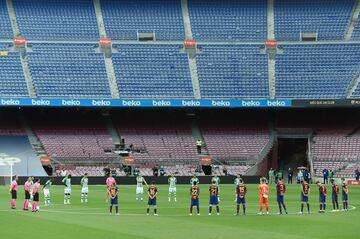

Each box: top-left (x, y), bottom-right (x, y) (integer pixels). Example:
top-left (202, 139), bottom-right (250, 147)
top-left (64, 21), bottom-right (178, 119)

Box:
top-left (190, 174), bottom-right (200, 186)
top-left (234, 174), bottom-right (242, 202)
top-left (136, 175), bottom-right (148, 201)
top-left (80, 173), bottom-right (89, 203)
top-left (42, 177), bottom-right (53, 206)
top-left (212, 175), bottom-right (221, 201)
top-left (168, 174), bottom-right (177, 202)
top-left (62, 174), bottom-right (72, 204)
top-left (269, 168), bottom-right (275, 184)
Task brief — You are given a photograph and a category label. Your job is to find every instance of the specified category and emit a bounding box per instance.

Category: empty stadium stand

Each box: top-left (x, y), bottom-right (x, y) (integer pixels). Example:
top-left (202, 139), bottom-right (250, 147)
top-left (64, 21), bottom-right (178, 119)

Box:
top-left (275, 44), bottom-right (360, 99)
top-left (0, 0), bottom-right (13, 39)
top-left (275, 0), bottom-right (355, 40)
top-left (112, 44), bottom-right (194, 98)
top-left (353, 19), bottom-right (360, 39)
top-left (28, 43), bottom-right (111, 98)
top-left (188, 0), bottom-right (267, 41)
top-left (0, 43), bottom-right (29, 97)
top-left (101, 0), bottom-right (184, 40)
top-left (13, 0), bottom-right (99, 40)
top-left (31, 117), bottom-right (116, 163)
top-left (115, 114), bottom-right (198, 165)
top-left (196, 44), bottom-right (269, 99)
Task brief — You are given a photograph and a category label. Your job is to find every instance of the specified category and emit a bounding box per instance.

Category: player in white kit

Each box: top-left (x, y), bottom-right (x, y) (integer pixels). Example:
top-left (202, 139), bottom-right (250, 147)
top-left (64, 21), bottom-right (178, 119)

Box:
top-left (136, 174), bottom-right (148, 201)
top-left (168, 174), bottom-right (177, 202)
top-left (81, 173), bottom-right (89, 203)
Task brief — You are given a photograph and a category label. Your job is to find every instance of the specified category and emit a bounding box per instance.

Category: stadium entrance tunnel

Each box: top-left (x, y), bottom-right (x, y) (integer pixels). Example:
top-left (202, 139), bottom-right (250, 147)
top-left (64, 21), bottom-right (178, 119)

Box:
top-left (277, 138), bottom-right (308, 173)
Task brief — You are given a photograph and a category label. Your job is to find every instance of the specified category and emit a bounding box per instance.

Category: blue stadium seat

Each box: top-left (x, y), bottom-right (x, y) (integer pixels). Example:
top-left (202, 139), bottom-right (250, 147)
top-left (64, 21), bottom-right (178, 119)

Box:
top-left (28, 43), bottom-right (111, 98)
top-left (189, 0), bottom-right (267, 41)
top-left (275, 44), bottom-right (360, 99)
top-left (0, 43), bottom-right (29, 97)
top-left (13, 0), bottom-right (99, 40)
top-left (275, 0), bottom-right (355, 40)
top-left (101, 0), bottom-right (184, 40)
top-left (112, 44), bottom-right (194, 98)
top-left (352, 19), bottom-right (360, 40)
top-left (196, 44), bottom-right (269, 99)
top-left (0, 0), bottom-right (13, 39)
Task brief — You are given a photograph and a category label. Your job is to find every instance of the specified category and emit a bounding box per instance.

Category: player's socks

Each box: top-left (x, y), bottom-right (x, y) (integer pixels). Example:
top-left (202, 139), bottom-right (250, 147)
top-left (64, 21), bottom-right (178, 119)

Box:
top-left (236, 205), bottom-right (240, 214)
top-left (323, 204), bottom-right (326, 211)
top-left (174, 196), bottom-right (177, 202)
top-left (283, 205), bottom-right (287, 214)
top-left (216, 206), bottom-right (220, 214)
top-left (146, 208), bottom-right (150, 214)
top-left (209, 206), bottom-right (212, 214)
top-left (197, 206), bottom-right (200, 214)
top-left (11, 199), bottom-right (15, 209)
top-left (190, 206), bottom-right (193, 214)
top-left (243, 205), bottom-right (246, 215)
top-left (110, 206), bottom-right (113, 213)
top-left (259, 204), bottom-right (263, 212)
top-left (154, 208), bottom-right (157, 215)
top-left (265, 204), bottom-right (269, 212)
top-left (168, 196), bottom-right (171, 202)
top-left (300, 204), bottom-right (304, 213)
top-left (116, 206), bottom-right (119, 214)
top-left (85, 194), bottom-right (88, 203)
top-left (319, 204), bottom-right (322, 212)
top-left (278, 204), bottom-right (282, 214)
top-left (307, 203), bottom-right (310, 213)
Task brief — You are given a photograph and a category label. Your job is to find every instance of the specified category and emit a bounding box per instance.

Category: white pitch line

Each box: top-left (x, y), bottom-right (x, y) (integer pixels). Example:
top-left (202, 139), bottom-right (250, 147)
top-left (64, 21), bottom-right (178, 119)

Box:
top-left (0, 206), bottom-right (355, 218)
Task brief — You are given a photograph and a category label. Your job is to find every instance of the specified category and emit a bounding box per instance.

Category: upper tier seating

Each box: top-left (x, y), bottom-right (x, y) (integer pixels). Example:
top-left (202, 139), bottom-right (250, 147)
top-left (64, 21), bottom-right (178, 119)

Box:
top-left (0, 0), bottom-right (13, 38)
top-left (28, 43), bottom-right (111, 98)
top-left (275, 44), bottom-right (360, 99)
top-left (0, 43), bottom-right (29, 97)
top-left (189, 0), bottom-right (267, 41)
top-left (112, 44), bottom-right (194, 98)
top-left (275, 0), bottom-right (355, 40)
top-left (196, 44), bottom-right (269, 99)
top-left (13, 0), bottom-right (99, 40)
top-left (101, 0), bottom-right (184, 40)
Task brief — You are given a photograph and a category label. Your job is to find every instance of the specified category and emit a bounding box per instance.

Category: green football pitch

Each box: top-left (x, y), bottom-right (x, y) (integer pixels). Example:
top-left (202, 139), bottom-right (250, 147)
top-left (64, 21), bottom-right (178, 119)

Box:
top-left (0, 184), bottom-right (359, 239)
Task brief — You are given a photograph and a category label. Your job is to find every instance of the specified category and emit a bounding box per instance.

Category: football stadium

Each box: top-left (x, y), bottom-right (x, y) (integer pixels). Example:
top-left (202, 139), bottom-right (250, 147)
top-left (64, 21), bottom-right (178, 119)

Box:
top-left (1, 0), bottom-right (360, 238)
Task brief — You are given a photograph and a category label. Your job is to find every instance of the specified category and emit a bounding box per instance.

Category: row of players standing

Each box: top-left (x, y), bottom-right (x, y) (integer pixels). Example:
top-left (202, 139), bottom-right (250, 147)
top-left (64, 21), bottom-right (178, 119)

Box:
top-left (8, 173), bottom-right (349, 215)
top-left (8, 174), bottom-right (89, 212)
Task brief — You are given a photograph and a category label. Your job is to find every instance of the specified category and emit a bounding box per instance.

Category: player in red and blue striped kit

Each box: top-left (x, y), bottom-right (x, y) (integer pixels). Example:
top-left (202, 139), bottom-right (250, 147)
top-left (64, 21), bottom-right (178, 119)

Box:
top-left (208, 181), bottom-right (220, 216)
top-left (300, 179), bottom-right (310, 214)
top-left (331, 179), bottom-right (339, 211)
top-left (235, 178), bottom-right (247, 216)
top-left (341, 178), bottom-right (349, 211)
top-left (189, 181), bottom-right (200, 216)
top-left (276, 178), bottom-right (288, 214)
top-left (317, 181), bottom-right (327, 213)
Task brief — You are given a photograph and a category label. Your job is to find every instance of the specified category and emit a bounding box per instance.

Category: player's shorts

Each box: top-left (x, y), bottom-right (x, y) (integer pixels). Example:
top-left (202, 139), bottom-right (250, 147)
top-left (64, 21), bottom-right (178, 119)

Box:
top-left (43, 189), bottom-right (50, 197)
top-left (81, 187), bottom-right (89, 194)
top-left (169, 187), bottom-right (176, 193)
top-left (259, 197), bottom-right (269, 204)
top-left (191, 198), bottom-right (199, 206)
top-left (110, 196), bottom-right (118, 206)
top-left (332, 194), bottom-right (338, 202)
top-left (33, 192), bottom-right (39, 202)
top-left (64, 187), bottom-right (71, 194)
top-left (301, 194), bottom-right (309, 203)
top-left (136, 187), bottom-right (144, 194)
top-left (11, 190), bottom-right (17, 199)
top-left (209, 196), bottom-right (219, 205)
top-left (148, 197), bottom-right (157, 206)
top-left (277, 194), bottom-right (284, 203)
top-left (319, 195), bottom-right (326, 203)
top-left (25, 191), bottom-right (30, 200)
top-left (342, 193), bottom-right (348, 202)
top-left (237, 196), bottom-right (246, 204)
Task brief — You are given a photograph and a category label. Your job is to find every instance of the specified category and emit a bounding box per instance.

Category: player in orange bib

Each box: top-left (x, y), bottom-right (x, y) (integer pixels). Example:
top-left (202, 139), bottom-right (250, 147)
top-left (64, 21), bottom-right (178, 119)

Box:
top-left (258, 177), bottom-right (269, 215)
